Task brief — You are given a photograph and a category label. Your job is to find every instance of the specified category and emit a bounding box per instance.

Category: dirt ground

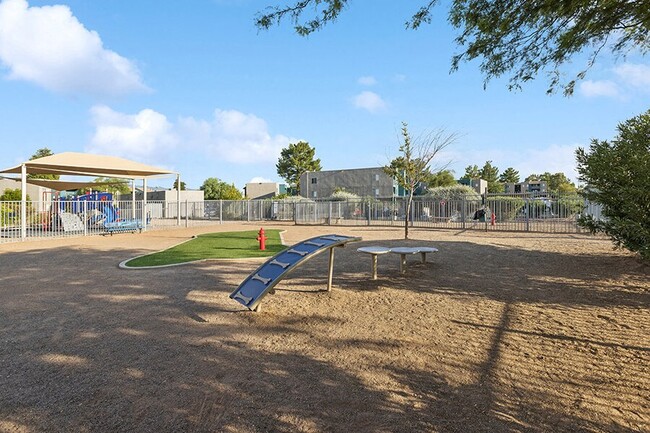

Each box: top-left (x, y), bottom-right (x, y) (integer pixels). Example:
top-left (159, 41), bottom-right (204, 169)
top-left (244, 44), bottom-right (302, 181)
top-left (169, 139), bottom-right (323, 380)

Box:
top-left (0, 222), bottom-right (648, 433)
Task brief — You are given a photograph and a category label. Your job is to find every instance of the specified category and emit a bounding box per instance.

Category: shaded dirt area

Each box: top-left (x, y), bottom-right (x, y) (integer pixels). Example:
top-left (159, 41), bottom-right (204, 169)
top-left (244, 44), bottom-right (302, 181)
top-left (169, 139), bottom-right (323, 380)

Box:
top-left (1, 223), bottom-right (648, 433)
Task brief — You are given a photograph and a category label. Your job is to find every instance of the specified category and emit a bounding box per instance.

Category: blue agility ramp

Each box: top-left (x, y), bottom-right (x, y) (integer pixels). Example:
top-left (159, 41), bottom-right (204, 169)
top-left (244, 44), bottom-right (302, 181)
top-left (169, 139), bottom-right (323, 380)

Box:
top-left (230, 234), bottom-right (361, 311)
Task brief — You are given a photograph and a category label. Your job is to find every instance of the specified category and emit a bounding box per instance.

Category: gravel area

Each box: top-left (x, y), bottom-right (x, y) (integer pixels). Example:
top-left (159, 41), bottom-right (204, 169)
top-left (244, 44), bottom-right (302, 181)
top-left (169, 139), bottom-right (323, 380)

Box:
top-left (1, 222), bottom-right (648, 433)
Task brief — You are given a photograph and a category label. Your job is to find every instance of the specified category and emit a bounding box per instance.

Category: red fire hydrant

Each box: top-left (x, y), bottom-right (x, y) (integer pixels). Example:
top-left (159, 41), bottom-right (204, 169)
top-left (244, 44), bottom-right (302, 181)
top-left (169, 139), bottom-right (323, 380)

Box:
top-left (491, 212), bottom-right (496, 226)
top-left (257, 227), bottom-right (267, 250)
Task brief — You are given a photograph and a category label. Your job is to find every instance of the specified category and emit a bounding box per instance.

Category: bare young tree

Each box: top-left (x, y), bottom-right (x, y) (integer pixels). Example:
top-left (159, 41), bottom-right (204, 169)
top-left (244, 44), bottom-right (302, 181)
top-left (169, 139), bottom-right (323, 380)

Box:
top-left (385, 122), bottom-right (457, 239)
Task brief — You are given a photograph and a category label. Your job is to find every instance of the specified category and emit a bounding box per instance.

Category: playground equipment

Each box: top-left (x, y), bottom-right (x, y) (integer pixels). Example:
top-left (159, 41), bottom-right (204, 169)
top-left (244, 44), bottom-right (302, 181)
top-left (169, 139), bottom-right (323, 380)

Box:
top-left (57, 192), bottom-right (146, 234)
top-left (230, 234), bottom-right (361, 312)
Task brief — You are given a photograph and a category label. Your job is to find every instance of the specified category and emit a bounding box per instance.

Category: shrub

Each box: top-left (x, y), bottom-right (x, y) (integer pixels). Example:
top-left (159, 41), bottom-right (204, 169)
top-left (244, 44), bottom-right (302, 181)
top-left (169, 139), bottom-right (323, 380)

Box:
top-left (327, 190), bottom-right (361, 201)
top-left (424, 185), bottom-right (480, 201)
top-left (576, 110), bottom-right (650, 260)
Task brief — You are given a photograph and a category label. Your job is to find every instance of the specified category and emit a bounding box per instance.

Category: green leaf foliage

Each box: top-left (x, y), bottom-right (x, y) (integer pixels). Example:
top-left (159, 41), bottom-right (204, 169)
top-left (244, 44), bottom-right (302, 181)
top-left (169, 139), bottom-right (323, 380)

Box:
top-left (256, 1), bottom-right (650, 94)
top-left (200, 178), bottom-right (243, 200)
top-left (499, 167), bottom-right (520, 184)
top-left (576, 110), bottom-right (650, 260)
top-left (1, 189), bottom-right (31, 225)
top-left (424, 185), bottom-right (480, 201)
top-left (426, 169), bottom-right (457, 188)
top-left (526, 172), bottom-right (576, 193)
top-left (276, 141), bottom-right (322, 193)
top-left (76, 178), bottom-right (131, 195)
top-left (27, 148), bottom-right (60, 180)
top-left (480, 160), bottom-right (503, 193)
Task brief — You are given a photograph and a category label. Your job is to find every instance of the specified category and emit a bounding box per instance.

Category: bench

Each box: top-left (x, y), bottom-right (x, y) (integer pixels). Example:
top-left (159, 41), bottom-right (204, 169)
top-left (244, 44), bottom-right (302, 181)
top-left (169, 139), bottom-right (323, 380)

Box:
top-left (357, 246), bottom-right (438, 277)
top-left (104, 220), bottom-right (143, 235)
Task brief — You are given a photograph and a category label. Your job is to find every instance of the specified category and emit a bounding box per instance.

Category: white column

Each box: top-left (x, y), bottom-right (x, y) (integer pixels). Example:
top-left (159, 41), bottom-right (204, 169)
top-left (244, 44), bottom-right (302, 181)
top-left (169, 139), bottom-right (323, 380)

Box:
top-left (20, 163), bottom-right (27, 240)
top-left (142, 178), bottom-right (147, 232)
top-left (131, 179), bottom-right (136, 220)
top-left (176, 174), bottom-right (181, 226)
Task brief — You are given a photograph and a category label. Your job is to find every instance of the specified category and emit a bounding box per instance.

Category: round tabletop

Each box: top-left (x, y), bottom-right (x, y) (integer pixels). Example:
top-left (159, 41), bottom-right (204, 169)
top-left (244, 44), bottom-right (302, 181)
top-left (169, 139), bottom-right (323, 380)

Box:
top-left (416, 247), bottom-right (438, 253)
top-left (389, 247), bottom-right (421, 255)
top-left (357, 246), bottom-right (392, 254)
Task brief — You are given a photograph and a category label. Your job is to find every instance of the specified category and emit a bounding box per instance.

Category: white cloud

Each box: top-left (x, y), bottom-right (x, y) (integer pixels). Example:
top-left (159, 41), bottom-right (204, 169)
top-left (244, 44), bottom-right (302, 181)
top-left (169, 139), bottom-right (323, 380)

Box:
top-left (353, 91), bottom-right (387, 113)
top-left (514, 143), bottom-right (580, 183)
top-left (87, 105), bottom-right (178, 161)
top-left (87, 106), bottom-right (294, 166)
top-left (358, 75), bottom-right (377, 86)
top-left (248, 177), bottom-right (273, 183)
top-left (178, 109), bottom-right (291, 164)
top-left (579, 80), bottom-right (620, 98)
top-left (614, 63), bottom-right (650, 89)
top-left (0, 0), bottom-right (146, 96)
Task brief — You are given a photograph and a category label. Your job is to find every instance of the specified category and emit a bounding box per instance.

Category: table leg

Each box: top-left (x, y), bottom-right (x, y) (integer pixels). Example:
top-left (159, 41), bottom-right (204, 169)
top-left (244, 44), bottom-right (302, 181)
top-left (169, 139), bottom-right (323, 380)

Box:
top-left (372, 254), bottom-right (378, 280)
top-left (420, 252), bottom-right (427, 263)
top-left (400, 253), bottom-right (406, 274)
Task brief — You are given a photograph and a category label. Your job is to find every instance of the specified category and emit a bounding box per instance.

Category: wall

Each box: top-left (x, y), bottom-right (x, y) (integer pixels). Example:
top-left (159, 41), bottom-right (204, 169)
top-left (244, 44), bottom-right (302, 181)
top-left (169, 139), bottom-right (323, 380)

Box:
top-left (299, 167), bottom-right (397, 199)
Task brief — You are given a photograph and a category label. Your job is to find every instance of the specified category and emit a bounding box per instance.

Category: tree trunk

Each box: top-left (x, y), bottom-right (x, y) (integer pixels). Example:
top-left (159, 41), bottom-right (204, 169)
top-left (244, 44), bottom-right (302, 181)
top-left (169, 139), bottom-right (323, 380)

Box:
top-left (404, 194), bottom-right (413, 239)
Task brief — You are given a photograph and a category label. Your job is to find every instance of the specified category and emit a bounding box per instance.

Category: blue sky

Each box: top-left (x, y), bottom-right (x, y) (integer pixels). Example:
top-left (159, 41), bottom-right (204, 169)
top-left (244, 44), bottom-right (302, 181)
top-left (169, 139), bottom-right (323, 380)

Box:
top-left (1, 0), bottom-right (648, 190)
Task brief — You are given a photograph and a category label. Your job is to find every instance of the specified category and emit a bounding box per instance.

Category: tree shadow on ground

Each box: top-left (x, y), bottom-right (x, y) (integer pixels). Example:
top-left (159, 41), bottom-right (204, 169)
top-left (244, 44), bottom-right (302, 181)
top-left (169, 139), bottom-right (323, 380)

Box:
top-left (1, 238), bottom-right (648, 432)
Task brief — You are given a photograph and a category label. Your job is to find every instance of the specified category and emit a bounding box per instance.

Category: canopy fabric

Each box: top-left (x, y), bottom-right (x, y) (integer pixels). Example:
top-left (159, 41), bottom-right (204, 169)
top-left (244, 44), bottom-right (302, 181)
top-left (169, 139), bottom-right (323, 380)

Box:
top-left (0, 152), bottom-right (176, 179)
top-left (1, 176), bottom-right (125, 191)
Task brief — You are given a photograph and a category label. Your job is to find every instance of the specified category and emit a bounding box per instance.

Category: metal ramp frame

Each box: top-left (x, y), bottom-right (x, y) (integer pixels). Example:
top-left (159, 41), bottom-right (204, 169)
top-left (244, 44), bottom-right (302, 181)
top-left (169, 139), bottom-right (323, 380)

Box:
top-left (229, 234), bottom-right (361, 311)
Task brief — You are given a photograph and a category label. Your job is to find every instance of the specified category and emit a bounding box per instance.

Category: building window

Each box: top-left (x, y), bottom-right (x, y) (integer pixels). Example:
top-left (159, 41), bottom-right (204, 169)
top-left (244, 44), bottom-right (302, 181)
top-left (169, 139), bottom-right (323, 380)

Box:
top-left (312, 191), bottom-right (317, 198)
top-left (311, 178), bottom-right (317, 184)
top-left (375, 174), bottom-right (379, 182)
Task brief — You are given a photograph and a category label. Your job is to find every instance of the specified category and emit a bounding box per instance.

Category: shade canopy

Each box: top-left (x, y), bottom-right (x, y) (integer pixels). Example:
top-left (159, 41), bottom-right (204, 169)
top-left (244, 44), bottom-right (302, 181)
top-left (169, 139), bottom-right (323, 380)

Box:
top-left (0, 152), bottom-right (176, 179)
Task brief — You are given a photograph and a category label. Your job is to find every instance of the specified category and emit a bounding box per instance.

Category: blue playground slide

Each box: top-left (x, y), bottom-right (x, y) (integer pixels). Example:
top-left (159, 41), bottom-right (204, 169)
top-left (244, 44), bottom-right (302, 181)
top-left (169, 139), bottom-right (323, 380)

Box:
top-left (99, 202), bottom-right (119, 223)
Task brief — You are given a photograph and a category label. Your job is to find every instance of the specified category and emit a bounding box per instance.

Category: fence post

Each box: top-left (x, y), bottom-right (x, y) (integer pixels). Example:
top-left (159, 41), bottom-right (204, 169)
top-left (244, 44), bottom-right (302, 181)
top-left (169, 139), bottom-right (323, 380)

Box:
top-left (367, 202), bottom-right (371, 226)
top-left (247, 201), bottom-right (251, 222)
top-left (185, 199), bottom-right (188, 228)
top-left (524, 197), bottom-right (530, 232)
top-left (219, 200), bottom-right (223, 224)
top-left (83, 200), bottom-right (88, 236)
top-left (461, 196), bottom-right (466, 230)
top-left (328, 201), bottom-right (332, 225)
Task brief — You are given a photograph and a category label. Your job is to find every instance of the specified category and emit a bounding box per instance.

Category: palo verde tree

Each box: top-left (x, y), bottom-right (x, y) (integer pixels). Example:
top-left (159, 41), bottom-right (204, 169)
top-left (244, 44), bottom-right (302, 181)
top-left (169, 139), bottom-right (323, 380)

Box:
top-left (256, 0), bottom-right (650, 94)
top-left (385, 122), bottom-right (457, 239)
top-left (576, 110), bottom-right (650, 260)
top-left (276, 141), bottom-right (322, 195)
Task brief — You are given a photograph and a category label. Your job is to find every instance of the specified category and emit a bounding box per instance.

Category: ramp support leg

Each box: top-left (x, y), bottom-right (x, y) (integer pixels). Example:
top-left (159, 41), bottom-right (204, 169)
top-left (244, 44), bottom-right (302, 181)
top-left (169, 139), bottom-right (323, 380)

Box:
top-left (327, 247), bottom-right (335, 291)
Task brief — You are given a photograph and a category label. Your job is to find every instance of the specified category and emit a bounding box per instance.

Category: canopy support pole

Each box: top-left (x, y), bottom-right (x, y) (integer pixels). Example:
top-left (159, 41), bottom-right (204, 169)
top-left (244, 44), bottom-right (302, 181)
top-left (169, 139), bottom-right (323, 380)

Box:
top-left (21, 164), bottom-right (26, 240)
top-left (176, 174), bottom-right (181, 226)
top-left (131, 179), bottom-right (136, 220)
top-left (142, 178), bottom-right (147, 232)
